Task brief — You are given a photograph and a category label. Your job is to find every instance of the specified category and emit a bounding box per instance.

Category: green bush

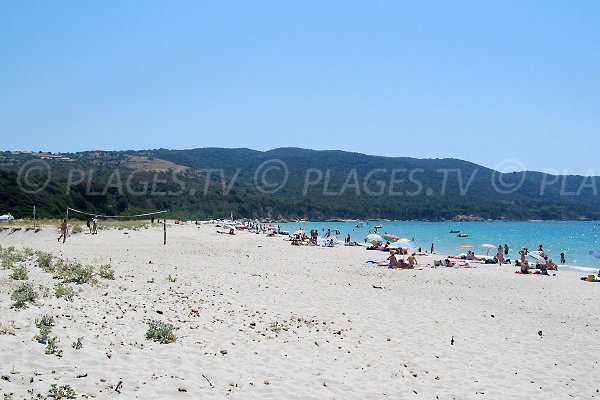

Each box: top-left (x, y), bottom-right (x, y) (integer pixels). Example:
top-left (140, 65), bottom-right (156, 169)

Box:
top-left (54, 283), bottom-right (75, 302)
top-left (99, 264), bottom-right (115, 280)
top-left (45, 337), bottom-right (63, 358)
top-left (37, 252), bottom-right (54, 273)
top-left (1, 257), bottom-right (14, 270)
top-left (10, 265), bottom-right (28, 280)
top-left (54, 262), bottom-right (96, 285)
top-left (36, 314), bottom-right (55, 329)
top-left (34, 315), bottom-right (55, 344)
top-left (35, 325), bottom-right (52, 344)
top-left (71, 225), bottom-right (83, 234)
top-left (47, 384), bottom-right (76, 399)
top-left (11, 283), bottom-right (38, 309)
top-left (71, 337), bottom-right (83, 350)
top-left (145, 319), bottom-right (176, 344)
top-left (0, 247), bottom-right (25, 266)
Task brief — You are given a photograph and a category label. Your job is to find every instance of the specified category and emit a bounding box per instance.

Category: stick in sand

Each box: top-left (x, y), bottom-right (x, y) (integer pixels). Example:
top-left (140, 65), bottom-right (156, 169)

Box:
top-left (202, 374), bottom-right (214, 388)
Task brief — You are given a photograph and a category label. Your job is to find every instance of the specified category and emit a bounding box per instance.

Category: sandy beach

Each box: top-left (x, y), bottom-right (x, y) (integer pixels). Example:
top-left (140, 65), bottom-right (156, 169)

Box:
top-left (1, 223), bottom-right (599, 399)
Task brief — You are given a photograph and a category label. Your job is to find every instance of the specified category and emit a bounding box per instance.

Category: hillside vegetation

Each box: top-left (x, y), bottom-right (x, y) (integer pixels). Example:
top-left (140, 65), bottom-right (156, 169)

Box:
top-left (1, 148), bottom-right (599, 221)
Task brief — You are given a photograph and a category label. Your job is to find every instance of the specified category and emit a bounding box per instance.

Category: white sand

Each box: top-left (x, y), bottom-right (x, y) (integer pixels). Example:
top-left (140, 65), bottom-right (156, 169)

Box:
top-left (1, 223), bottom-right (599, 399)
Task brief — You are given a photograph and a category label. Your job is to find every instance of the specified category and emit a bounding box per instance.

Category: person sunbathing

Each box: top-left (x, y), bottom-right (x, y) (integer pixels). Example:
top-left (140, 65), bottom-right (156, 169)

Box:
top-left (387, 253), bottom-right (400, 268)
top-left (407, 253), bottom-right (418, 268)
top-left (387, 253), bottom-right (412, 269)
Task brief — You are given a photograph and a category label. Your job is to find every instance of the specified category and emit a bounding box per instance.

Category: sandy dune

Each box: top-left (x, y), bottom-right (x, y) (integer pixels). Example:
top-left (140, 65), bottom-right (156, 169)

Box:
top-left (1, 223), bottom-right (599, 399)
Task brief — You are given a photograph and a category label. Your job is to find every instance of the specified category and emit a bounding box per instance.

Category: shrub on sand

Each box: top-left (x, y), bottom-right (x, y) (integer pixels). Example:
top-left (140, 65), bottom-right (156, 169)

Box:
top-left (37, 252), bottom-right (54, 273)
top-left (34, 315), bottom-right (55, 344)
top-left (99, 264), bottom-right (115, 280)
top-left (145, 319), bottom-right (176, 344)
top-left (71, 337), bottom-right (83, 350)
top-left (48, 384), bottom-right (76, 399)
top-left (45, 336), bottom-right (63, 358)
top-left (54, 283), bottom-right (75, 302)
top-left (11, 283), bottom-right (38, 309)
top-left (54, 262), bottom-right (96, 285)
top-left (10, 265), bottom-right (29, 280)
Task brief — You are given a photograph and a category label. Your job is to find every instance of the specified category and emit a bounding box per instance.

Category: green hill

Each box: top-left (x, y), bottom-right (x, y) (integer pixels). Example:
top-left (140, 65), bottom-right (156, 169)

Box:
top-left (1, 148), bottom-right (599, 221)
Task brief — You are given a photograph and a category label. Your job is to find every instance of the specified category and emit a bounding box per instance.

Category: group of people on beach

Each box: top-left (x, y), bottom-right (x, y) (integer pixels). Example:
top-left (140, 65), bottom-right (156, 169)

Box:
top-left (516, 244), bottom-right (559, 274)
top-left (57, 216), bottom-right (98, 243)
top-left (387, 251), bottom-right (418, 269)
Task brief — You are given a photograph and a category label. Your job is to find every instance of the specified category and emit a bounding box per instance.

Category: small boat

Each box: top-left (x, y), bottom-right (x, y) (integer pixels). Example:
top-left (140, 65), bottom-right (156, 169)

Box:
top-left (457, 233), bottom-right (469, 237)
top-left (374, 225), bottom-right (384, 229)
top-left (449, 230), bottom-right (460, 233)
top-left (355, 223), bottom-right (366, 228)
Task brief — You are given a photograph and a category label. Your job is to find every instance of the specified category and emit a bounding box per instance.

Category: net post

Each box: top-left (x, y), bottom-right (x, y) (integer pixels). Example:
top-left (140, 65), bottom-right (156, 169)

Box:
top-left (65, 207), bottom-right (69, 242)
top-left (164, 219), bottom-right (167, 245)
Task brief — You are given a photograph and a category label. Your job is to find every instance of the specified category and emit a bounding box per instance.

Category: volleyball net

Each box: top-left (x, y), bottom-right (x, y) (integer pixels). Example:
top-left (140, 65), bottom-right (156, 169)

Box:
top-left (67, 207), bottom-right (170, 241)
top-left (66, 207), bottom-right (169, 220)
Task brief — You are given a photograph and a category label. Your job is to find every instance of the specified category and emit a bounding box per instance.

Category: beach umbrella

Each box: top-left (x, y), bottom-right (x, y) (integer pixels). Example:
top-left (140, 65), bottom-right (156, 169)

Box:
top-left (293, 229), bottom-right (305, 236)
top-left (459, 244), bottom-right (474, 249)
top-left (389, 241), bottom-right (416, 249)
top-left (366, 234), bottom-right (383, 244)
top-left (481, 243), bottom-right (496, 255)
top-left (528, 252), bottom-right (545, 263)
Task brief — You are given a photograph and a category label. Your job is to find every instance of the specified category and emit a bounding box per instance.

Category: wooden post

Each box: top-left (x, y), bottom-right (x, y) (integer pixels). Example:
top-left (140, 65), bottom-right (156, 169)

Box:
top-left (33, 206), bottom-right (36, 228)
top-left (163, 220), bottom-right (167, 245)
top-left (65, 207), bottom-right (69, 242)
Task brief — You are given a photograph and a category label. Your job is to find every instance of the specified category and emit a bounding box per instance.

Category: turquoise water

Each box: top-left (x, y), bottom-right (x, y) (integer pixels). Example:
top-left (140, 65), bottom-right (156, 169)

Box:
top-left (277, 221), bottom-right (600, 271)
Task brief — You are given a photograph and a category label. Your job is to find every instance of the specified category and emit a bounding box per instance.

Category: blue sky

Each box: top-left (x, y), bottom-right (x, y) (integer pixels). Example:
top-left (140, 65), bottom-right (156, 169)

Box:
top-left (1, 1), bottom-right (599, 174)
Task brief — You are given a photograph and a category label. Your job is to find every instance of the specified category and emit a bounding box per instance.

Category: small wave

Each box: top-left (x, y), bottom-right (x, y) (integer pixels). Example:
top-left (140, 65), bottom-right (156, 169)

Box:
top-left (558, 264), bottom-right (599, 274)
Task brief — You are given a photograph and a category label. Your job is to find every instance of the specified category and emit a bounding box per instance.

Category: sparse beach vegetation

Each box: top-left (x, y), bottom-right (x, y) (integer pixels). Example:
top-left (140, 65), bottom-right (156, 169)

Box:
top-left (11, 283), bottom-right (38, 309)
top-left (145, 319), bottom-right (176, 344)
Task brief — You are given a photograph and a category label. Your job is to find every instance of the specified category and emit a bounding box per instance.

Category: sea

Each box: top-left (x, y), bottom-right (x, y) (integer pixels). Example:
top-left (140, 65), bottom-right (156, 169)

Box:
top-left (276, 221), bottom-right (600, 273)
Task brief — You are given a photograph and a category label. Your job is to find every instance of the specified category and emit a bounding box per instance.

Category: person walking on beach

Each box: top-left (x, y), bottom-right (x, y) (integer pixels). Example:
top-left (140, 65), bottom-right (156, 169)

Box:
top-left (58, 219), bottom-right (68, 243)
top-left (504, 244), bottom-right (509, 256)
top-left (560, 251), bottom-right (565, 264)
top-left (90, 216), bottom-right (98, 235)
top-left (431, 243), bottom-right (435, 254)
